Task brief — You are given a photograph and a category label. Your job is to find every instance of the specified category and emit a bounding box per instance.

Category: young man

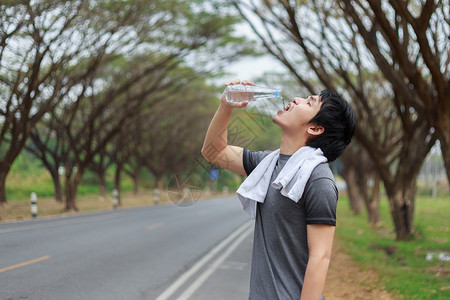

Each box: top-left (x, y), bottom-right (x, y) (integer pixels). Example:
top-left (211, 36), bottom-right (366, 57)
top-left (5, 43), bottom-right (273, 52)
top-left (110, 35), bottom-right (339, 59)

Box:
top-left (201, 79), bottom-right (355, 300)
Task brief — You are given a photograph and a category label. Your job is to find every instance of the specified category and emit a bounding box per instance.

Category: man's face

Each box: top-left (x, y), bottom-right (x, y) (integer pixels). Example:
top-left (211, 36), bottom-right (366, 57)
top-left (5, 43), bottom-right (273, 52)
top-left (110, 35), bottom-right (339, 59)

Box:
top-left (272, 95), bottom-right (322, 130)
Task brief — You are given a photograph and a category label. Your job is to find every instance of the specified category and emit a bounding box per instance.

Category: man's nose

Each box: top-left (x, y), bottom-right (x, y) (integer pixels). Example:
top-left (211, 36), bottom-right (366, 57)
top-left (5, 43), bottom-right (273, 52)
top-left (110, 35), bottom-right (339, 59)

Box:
top-left (293, 97), bottom-right (306, 104)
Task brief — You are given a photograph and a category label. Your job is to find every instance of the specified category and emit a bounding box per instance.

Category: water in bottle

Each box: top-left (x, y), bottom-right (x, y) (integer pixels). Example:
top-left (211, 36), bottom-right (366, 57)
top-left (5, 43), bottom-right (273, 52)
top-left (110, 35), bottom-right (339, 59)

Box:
top-left (225, 84), bottom-right (281, 103)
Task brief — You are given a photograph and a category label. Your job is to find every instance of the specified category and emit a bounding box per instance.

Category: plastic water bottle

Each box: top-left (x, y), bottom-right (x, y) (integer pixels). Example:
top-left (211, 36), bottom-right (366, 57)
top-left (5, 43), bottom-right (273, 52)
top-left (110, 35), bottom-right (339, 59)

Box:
top-left (226, 84), bottom-right (281, 103)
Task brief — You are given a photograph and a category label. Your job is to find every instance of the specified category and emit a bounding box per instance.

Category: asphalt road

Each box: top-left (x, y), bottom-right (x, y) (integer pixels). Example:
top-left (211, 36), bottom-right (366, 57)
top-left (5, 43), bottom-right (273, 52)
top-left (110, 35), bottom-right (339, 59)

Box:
top-left (0, 196), bottom-right (253, 300)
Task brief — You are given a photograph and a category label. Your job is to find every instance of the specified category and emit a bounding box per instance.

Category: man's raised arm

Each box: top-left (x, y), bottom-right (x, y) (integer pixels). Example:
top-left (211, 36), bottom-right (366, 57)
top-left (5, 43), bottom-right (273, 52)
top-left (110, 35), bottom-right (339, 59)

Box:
top-left (201, 79), bottom-right (253, 176)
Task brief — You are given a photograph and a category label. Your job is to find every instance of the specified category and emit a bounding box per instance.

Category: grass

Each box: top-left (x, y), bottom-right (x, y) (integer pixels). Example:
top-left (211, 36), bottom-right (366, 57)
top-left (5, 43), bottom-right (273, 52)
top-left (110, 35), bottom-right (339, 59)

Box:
top-left (335, 194), bottom-right (450, 299)
top-left (6, 167), bottom-right (136, 201)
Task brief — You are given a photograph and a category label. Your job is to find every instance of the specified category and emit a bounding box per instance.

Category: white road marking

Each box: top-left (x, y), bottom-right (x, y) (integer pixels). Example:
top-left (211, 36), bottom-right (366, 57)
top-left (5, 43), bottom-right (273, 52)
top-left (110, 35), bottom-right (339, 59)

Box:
top-left (177, 225), bottom-right (253, 300)
top-left (155, 221), bottom-right (253, 300)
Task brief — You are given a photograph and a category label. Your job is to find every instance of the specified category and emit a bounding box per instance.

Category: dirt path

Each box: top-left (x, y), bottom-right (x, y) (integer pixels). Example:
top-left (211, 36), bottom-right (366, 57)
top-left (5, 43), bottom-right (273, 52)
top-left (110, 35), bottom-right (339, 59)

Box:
top-left (324, 241), bottom-right (396, 300)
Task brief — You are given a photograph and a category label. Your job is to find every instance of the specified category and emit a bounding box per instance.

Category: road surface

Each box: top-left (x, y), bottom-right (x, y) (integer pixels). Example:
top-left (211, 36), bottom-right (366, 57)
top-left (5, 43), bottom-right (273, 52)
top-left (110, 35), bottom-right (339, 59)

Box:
top-left (0, 196), bottom-right (253, 300)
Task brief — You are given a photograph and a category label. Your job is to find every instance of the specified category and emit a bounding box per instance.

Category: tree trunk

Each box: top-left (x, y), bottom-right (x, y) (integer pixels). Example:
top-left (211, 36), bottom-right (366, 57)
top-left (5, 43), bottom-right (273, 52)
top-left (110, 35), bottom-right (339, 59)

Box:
top-left (64, 173), bottom-right (82, 211)
top-left (341, 166), bottom-right (364, 214)
top-left (65, 182), bottom-right (78, 211)
top-left (0, 168), bottom-right (8, 205)
top-left (99, 169), bottom-right (107, 198)
top-left (385, 179), bottom-right (416, 240)
top-left (438, 133), bottom-right (450, 190)
top-left (366, 174), bottom-right (380, 225)
top-left (114, 163), bottom-right (123, 206)
top-left (0, 166), bottom-right (7, 220)
top-left (132, 168), bottom-right (140, 195)
top-left (48, 168), bottom-right (63, 202)
top-left (348, 168), bottom-right (381, 225)
top-left (354, 168), bottom-right (381, 226)
top-left (435, 83), bottom-right (450, 187)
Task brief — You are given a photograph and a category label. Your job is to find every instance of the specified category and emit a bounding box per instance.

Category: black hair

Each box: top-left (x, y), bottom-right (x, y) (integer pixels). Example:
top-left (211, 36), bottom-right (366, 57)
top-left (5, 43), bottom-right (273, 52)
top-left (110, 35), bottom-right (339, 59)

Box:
top-left (306, 89), bottom-right (355, 162)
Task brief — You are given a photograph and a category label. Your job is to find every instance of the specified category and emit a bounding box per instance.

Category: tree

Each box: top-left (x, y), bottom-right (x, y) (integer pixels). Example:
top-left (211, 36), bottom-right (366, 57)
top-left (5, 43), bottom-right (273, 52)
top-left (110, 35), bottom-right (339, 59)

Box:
top-left (26, 122), bottom-right (66, 202)
top-left (7, 0), bottom-right (255, 214)
top-left (28, 55), bottom-right (182, 210)
top-left (88, 148), bottom-right (113, 198)
top-left (1, 0), bottom-right (178, 205)
top-left (340, 142), bottom-right (380, 224)
top-left (138, 77), bottom-right (217, 193)
top-left (0, 1), bottom-right (97, 205)
top-left (232, 0), bottom-right (439, 239)
top-left (109, 125), bottom-right (134, 205)
top-left (122, 120), bottom-right (147, 196)
top-left (340, 0), bottom-right (450, 184)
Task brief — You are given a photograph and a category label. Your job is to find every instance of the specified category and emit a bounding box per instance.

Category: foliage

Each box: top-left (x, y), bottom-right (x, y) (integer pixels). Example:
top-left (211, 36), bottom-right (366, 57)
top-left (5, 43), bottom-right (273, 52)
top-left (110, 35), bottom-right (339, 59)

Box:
top-left (0, 0), bottom-right (258, 211)
top-left (231, 0), bottom-right (446, 240)
top-left (0, 0), bottom-right (260, 213)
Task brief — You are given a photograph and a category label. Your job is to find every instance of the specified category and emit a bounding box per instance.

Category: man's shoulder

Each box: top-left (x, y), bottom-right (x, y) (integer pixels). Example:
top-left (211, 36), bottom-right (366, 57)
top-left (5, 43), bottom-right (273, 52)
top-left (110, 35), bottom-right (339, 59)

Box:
top-left (245, 149), bottom-right (274, 160)
top-left (309, 163), bottom-right (335, 182)
top-left (243, 149), bottom-right (275, 175)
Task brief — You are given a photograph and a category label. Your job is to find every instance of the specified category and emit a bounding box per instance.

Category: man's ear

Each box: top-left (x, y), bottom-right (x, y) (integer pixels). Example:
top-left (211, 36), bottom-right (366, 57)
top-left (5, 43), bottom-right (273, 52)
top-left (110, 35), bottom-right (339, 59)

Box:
top-left (307, 124), bottom-right (324, 137)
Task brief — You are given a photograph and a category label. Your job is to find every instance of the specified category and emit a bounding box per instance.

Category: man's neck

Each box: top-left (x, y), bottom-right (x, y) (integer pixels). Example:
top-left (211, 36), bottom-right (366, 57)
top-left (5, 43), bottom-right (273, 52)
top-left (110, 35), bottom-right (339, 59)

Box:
top-left (279, 132), bottom-right (307, 155)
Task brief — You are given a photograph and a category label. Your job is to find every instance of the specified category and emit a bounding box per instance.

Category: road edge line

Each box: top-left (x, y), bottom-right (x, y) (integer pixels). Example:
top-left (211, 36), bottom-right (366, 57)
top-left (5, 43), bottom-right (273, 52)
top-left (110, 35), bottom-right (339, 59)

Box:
top-left (177, 225), bottom-right (253, 300)
top-left (155, 221), bottom-right (253, 300)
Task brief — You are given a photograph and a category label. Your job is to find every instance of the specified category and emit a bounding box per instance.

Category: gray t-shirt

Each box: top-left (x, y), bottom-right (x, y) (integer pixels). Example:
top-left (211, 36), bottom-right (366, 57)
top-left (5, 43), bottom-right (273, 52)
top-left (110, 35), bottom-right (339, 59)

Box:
top-left (243, 149), bottom-right (338, 300)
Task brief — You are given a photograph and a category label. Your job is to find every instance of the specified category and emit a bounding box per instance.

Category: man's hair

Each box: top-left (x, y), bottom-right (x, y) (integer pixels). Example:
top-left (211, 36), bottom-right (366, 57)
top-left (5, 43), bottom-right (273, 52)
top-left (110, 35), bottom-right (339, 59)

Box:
top-left (306, 89), bottom-right (355, 162)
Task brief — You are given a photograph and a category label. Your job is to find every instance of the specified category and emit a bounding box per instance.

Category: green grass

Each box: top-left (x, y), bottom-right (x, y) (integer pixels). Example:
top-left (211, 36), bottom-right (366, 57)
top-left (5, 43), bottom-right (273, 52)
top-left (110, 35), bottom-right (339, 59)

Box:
top-left (336, 195), bottom-right (450, 299)
top-left (6, 171), bottom-right (56, 200)
top-left (6, 166), bottom-right (136, 201)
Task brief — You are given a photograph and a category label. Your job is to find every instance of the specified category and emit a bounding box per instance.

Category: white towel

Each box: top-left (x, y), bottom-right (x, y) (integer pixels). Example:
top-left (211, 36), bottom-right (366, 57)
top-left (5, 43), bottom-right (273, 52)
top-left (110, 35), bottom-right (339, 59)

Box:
top-left (236, 146), bottom-right (327, 219)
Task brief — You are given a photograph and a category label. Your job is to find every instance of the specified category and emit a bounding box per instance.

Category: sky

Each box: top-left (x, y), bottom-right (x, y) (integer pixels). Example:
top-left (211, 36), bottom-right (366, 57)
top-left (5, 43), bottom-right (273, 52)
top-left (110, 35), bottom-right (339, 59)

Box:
top-left (225, 54), bottom-right (285, 83)
top-left (223, 16), bottom-right (286, 83)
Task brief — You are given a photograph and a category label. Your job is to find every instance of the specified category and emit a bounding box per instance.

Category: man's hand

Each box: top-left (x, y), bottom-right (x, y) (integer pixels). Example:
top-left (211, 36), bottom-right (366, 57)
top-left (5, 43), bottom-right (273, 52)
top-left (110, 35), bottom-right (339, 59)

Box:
top-left (220, 79), bottom-right (255, 110)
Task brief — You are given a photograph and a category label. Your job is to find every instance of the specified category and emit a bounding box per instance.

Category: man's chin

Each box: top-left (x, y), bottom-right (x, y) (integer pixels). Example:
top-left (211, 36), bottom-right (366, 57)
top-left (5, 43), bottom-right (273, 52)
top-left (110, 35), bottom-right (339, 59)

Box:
top-left (272, 114), bottom-right (281, 127)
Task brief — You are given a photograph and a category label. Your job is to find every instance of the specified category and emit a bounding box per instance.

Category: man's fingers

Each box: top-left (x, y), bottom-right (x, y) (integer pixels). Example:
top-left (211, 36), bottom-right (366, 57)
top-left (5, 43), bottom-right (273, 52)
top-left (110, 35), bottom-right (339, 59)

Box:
top-left (241, 80), bottom-right (255, 86)
top-left (225, 79), bottom-right (255, 86)
top-left (226, 79), bottom-right (241, 85)
top-left (238, 101), bottom-right (249, 108)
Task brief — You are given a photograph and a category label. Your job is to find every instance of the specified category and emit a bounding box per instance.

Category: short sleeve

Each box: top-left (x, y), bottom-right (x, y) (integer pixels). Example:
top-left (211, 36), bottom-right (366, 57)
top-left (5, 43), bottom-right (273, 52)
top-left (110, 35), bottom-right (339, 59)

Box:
top-left (243, 149), bottom-right (273, 176)
top-left (302, 176), bottom-right (338, 226)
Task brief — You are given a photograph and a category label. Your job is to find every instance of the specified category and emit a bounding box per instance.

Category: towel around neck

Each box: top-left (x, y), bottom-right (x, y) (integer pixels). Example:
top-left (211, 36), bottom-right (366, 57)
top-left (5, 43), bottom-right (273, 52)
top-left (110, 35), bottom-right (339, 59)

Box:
top-left (236, 146), bottom-right (327, 219)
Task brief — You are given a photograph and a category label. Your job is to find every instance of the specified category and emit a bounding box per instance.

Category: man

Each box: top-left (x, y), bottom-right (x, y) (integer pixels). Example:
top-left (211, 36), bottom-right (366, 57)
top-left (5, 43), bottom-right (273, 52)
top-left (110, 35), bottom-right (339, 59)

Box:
top-left (201, 79), bottom-right (355, 299)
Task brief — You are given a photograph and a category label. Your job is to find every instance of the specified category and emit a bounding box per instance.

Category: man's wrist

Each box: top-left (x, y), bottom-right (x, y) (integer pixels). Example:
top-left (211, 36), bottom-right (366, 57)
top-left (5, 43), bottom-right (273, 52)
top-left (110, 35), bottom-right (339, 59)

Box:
top-left (218, 102), bottom-right (234, 115)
